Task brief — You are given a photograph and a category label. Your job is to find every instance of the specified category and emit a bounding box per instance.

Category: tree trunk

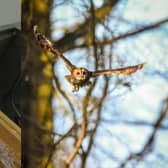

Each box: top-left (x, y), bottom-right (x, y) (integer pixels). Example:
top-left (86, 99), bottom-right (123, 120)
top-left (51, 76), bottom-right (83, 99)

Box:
top-left (21, 1), bottom-right (54, 167)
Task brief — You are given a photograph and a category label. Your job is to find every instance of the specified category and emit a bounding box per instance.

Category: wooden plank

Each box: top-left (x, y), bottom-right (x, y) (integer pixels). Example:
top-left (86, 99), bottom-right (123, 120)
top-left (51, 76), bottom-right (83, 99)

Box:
top-left (0, 111), bottom-right (21, 168)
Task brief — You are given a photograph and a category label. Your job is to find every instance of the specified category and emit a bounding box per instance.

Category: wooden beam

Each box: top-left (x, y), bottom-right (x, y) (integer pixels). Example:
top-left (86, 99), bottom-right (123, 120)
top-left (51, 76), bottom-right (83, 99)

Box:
top-left (0, 111), bottom-right (21, 168)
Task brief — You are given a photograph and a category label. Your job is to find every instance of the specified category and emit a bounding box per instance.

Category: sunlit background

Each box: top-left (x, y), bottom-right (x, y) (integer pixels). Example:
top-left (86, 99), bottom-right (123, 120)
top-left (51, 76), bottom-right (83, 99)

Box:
top-left (50, 0), bottom-right (168, 167)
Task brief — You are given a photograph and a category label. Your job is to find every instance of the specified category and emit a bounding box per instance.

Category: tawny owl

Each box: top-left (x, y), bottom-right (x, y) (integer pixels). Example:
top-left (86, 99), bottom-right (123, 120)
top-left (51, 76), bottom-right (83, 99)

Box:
top-left (33, 25), bottom-right (145, 92)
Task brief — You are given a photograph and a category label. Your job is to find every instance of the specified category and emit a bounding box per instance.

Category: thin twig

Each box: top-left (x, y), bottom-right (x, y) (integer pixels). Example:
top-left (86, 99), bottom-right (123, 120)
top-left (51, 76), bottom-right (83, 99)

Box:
top-left (118, 97), bottom-right (168, 168)
top-left (44, 124), bottom-right (76, 168)
top-left (64, 1), bottom-right (99, 166)
top-left (52, 66), bottom-right (77, 123)
top-left (81, 76), bottom-right (109, 168)
top-left (59, 18), bottom-right (168, 52)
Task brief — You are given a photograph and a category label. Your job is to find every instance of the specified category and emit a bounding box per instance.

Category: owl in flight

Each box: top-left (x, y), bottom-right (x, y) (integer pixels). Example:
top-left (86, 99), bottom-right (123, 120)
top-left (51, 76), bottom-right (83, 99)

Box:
top-left (33, 25), bottom-right (145, 92)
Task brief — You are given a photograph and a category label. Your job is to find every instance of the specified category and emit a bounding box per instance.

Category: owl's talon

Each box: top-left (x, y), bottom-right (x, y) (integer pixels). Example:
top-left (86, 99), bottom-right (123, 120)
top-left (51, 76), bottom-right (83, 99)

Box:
top-left (72, 85), bottom-right (79, 92)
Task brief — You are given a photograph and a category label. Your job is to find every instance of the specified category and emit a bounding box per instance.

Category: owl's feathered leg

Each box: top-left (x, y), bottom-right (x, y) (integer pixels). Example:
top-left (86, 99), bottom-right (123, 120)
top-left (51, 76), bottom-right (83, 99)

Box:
top-left (65, 75), bottom-right (92, 92)
top-left (72, 85), bottom-right (80, 92)
top-left (65, 75), bottom-right (79, 92)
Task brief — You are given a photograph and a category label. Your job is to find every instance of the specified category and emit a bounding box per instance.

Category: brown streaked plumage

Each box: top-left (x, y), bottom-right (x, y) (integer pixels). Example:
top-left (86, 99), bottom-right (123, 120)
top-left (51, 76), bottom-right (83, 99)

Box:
top-left (33, 25), bottom-right (75, 72)
top-left (33, 25), bottom-right (146, 92)
top-left (91, 63), bottom-right (145, 77)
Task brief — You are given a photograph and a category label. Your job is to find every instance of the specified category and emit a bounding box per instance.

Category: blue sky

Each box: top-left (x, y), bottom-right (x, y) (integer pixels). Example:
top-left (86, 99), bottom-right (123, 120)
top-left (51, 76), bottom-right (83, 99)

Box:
top-left (51, 1), bottom-right (168, 167)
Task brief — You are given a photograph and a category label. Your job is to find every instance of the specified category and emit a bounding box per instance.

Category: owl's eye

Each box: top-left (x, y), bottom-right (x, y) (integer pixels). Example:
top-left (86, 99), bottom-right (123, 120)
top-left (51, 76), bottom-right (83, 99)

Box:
top-left (76, 72), bottom-right (80, 75)
top-left (83, 71), bottom-right (86, 75)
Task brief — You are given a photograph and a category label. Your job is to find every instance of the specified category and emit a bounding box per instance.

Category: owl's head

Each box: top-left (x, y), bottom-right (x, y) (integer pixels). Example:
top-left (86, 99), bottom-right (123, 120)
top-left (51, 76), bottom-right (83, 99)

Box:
top-left (72, 67), bottom-right (89, 81)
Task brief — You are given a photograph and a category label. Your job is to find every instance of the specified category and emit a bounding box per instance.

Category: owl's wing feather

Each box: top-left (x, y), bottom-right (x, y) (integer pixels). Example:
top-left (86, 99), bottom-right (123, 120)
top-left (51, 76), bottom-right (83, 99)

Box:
top-left (33, 25), bottom-right (75, 72)
top-left (91, 63), bottom-right (145, 77)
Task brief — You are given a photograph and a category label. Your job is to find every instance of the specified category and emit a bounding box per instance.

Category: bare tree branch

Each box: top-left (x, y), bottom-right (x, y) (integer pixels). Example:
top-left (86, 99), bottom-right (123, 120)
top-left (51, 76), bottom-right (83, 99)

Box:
top-left (106, 18), bottom-right (168, 43)
top-left (81, 76), bottom-right (109, 168)
top-left (52, 65), bottom-right (77, 123)
top-left (62, 18), bottom-right (168, 51)
top-left (64, 102), bottom-right (87, 167)
top-left (64, 2), bottom-right (100, 165)
top-left (118, 97), bottom-right (168, 168)
top-left (101, 118), bottom-right (168, 130)
top-left (44, 124), bottom-right (77, 168)
top-left (53, 0), bottom-right (119, 51)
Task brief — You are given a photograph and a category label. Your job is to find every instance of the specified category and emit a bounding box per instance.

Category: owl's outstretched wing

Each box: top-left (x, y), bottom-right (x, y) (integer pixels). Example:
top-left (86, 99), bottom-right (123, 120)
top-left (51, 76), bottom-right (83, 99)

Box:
top-left (33, 25), bottom-right (76, 72)
top-left (91, 63), bottom-right (145, 77)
